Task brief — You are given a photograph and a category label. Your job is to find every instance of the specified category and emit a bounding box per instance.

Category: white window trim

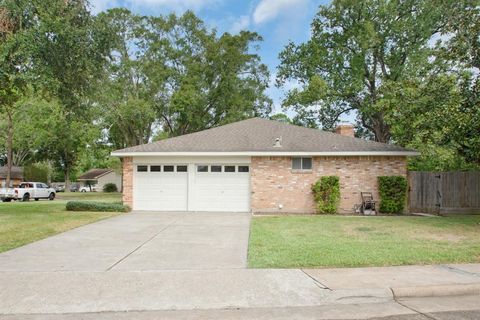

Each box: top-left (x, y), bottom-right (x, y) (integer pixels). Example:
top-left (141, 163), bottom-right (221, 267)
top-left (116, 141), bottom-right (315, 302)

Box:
top-left (196, 164), bottom-right (250, 174)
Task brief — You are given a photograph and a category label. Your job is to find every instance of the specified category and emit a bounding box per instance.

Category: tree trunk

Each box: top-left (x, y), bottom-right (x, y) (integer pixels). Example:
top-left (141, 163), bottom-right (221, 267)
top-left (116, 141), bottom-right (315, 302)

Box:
top-left (64, 168), bottom-right (70, 192)
top-left (372, 113), bottom-right (391, 143)
top-left (373, 126), bottom-right (390, 143)
top-left (47, 161), bottom-right (52, 185)
top-left (6, 110), bottom-right (13, 188)
top-left (360, 112), bottom-right (391, 143)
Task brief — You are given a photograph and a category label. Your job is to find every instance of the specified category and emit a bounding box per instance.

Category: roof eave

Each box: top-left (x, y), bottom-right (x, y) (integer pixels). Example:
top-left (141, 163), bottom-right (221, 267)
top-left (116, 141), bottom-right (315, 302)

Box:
top-left (94, 170), bottom-right (114, 179)
top-left (111, 151), bottom-right (420, 157)
top-left (78, 170), bottom-right (113, 180)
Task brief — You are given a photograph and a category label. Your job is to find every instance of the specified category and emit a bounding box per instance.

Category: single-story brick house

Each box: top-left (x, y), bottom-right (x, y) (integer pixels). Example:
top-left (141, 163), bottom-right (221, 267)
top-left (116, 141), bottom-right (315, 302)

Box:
top-left (112, 118), bottom-right (418, 213)
top-left (0, 166), bottom-right (23, 188)
top-left (77, 169), bottom-right (122, 191)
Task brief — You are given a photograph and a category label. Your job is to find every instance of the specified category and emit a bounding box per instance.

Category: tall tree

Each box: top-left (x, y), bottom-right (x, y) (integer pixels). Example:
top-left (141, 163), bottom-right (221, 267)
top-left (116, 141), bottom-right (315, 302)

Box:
top-left (380, 1), bottom-right (480, 170)
top-left (96, 8), bottom-right (157, 149)
top-left (143, 11), bottom-right (271, 137)
top-left (0, 0), bottom-right (34, 186)
top-left (27, 0), bottom-right (110, 188)
top-left (1, 0), bottom-right (109, 188)
top-left (439, 1), bottom-right (480, 166)
top-left (276, 0), bottom-right (446, 142)
top-left (98, 10), bottom-right (271, 148)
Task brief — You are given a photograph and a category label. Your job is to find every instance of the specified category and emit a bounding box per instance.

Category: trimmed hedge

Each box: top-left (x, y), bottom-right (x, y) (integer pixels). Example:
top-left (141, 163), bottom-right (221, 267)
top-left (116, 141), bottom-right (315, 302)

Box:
top-left (378, 176), bottom-right (408, 214)
top-left (66, 201), bottom-right (130, 212)
top-left (311, 176), bottom-right (340, 214)
top-left (103, 183), bottom-right (118, 193)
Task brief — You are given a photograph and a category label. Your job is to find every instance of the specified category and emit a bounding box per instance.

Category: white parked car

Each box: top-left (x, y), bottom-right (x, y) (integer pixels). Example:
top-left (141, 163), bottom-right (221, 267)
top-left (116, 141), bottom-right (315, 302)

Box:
top-left (79, 185), bottom-right (97, 192)
top-left (0, 188), bottom-right (16, 202)
top-left (0, 182), bottom-right (56, 202)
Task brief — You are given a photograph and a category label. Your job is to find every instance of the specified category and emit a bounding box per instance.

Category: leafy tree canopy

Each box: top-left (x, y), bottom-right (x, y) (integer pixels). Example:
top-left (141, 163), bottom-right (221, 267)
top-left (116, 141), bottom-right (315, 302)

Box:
top-left (97, 9), bottom-right (272, 149)
top-left (277, 0), bottom-right (446, 142)
top-left (0, 0), bottom-right (111, 187)
top-left (277, 0), bottom-right (479, 169)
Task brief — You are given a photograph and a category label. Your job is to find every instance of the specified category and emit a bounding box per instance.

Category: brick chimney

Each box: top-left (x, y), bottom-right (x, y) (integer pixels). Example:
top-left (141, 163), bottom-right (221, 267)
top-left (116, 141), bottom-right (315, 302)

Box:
top-left (335, 123), bottom-right (355, 137)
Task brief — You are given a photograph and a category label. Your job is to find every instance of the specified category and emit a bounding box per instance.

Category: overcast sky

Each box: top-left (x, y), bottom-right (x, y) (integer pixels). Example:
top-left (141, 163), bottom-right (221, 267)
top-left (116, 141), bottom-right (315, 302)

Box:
top-left (89, 0), bottom-right (346, 121)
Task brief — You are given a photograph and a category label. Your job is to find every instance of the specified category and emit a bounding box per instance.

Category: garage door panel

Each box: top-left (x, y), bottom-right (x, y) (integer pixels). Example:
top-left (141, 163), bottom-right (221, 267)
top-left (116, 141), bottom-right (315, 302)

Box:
top-left (134, 171), bottom-right (188, 211)
top-left (193, 172), bottom-right (249, 212)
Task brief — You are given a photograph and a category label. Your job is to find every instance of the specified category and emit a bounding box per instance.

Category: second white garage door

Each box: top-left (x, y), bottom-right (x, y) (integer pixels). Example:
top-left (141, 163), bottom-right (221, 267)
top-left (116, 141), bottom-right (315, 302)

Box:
top-left (192, 164), bottom-right (250, 212)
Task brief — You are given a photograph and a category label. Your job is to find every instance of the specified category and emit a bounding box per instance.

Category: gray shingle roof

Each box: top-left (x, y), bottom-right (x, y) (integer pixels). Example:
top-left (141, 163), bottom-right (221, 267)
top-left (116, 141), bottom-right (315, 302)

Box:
top-left (112, 118), bottom-right (417, 155)
top-left (0, 166), bottom-right (23, 179)
top-left (77, 169), bottom-right (113, 180)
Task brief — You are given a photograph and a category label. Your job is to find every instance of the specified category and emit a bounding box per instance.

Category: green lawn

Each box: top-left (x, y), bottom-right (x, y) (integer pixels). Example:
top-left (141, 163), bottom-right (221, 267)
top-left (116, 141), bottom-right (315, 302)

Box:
top-left (0, 193), bottom-right (123, 253)
top-left (248, 215), bottom-right (480, 268)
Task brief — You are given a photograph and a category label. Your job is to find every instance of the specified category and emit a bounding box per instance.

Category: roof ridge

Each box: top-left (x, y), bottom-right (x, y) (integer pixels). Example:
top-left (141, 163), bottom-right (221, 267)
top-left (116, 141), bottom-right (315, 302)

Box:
top-left (115, 117), bottom-right (262, 153)
top-left (112, 117), bottom-right (417, 154)
top-left (248, 117), bottom-right (402, 148)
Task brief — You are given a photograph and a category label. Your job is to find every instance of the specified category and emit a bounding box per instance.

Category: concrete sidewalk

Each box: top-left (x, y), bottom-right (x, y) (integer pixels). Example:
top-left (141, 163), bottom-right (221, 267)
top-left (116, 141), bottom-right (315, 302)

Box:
top-left (303, 263), bottom-right (480, 292)
top-left (1, 264), bottom-right (479, 315)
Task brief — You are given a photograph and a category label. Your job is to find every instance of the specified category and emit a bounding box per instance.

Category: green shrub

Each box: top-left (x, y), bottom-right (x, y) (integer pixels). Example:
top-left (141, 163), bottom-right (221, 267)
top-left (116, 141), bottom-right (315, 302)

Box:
top-left (103, 183), bottom-right (118, 193)
top-left (378, 176), bottom-right (408, 214)
top-left (66, 201), bottom-right (130, 212)
top-left (311, 176), bottom-right (340, 214)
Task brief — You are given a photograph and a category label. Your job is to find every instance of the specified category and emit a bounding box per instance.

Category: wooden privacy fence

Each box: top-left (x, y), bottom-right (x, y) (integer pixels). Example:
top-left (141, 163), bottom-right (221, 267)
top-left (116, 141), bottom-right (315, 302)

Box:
top-left (408, 171), bottom-right (480, 214)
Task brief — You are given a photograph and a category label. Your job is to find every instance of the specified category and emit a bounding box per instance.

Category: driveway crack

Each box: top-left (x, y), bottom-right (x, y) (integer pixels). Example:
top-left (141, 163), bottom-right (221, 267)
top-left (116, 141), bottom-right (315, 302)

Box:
top-left (105, 215), bottom-right (185, 271)
top-left (392, 294), bottom-right (436, 320)
top-left (438, 264), bottom-right (480, 278)
top-left (300, 269), bottom-right (332, 290)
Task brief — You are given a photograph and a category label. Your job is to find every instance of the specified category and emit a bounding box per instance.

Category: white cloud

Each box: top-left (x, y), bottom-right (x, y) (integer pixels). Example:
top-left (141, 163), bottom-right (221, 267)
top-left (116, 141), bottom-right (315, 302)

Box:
top-left (253, 0), bottom-right (309, 25)
top-left (229, 15), bottom-right (250, 33)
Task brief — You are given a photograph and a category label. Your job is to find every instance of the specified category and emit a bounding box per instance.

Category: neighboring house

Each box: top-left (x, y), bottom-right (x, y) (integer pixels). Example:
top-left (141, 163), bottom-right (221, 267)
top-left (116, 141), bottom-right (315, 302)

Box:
top-left (77, 169), bottom-right (122, 191)
top-left (112, 118), bottom-right (418, 213)
top-left (0, 166), bottom-right (23, 188)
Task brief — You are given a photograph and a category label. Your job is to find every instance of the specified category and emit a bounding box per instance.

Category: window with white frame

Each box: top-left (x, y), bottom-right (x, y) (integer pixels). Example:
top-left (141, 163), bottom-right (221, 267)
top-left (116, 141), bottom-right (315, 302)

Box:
top-left (197, 165), bottom-right (209, 172)
top-left (211, 165), bottom-right (222, 172)
top-left (163, 165), bottom-right (174, 172)
top-left (238, 165), bottom-right (249, 172)
top-left (137, 165), bottom-right (148, 172)
top-left (150, 165), bottom-right (161, 172)
top-left (291, 157), bottom-right (312, 171)
top-left (224, 165), bottom-right (236, 172)
top-left (176, 165), bottom-right (188, 172)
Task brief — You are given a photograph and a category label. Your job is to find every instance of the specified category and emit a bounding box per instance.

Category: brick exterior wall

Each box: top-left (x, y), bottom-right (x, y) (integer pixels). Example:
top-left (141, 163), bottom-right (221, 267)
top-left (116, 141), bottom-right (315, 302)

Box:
top-left (250, 156), bottom-right (407, 214)
top-left (122, 157), bottom-right (133, 208)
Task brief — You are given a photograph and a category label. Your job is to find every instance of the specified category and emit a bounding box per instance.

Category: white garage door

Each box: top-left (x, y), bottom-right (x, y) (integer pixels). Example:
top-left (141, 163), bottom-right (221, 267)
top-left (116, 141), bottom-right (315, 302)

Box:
top-left (133, 164), bottom-right (188, 211)
top-left (132, 163), bottom-right (250, 212)
top-left (192, 164), bottom-right (250, 212)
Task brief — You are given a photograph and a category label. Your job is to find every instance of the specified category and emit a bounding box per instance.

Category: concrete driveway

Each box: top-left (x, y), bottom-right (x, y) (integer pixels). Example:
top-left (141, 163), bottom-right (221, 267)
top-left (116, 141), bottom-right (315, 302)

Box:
top-left (0, 211), bottom-right (337, 315)
top-left (2, 212), bottom-right (480, 317)
top-left (0, 212), bottom-right (251, 272)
